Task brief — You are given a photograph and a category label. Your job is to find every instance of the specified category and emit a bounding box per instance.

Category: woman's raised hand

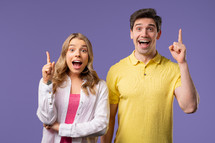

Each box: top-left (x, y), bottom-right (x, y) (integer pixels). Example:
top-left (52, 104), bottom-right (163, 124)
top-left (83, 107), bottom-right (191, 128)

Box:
top-left (42, 51), bottom-right (55, 84)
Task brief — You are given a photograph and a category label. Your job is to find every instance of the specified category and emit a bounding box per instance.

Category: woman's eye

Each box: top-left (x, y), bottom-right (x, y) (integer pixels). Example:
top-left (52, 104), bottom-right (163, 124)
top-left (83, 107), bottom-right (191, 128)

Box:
top-left (70, 49), bottom-right (74, 52)
top-left (82, 49), bottom-right (87, 52)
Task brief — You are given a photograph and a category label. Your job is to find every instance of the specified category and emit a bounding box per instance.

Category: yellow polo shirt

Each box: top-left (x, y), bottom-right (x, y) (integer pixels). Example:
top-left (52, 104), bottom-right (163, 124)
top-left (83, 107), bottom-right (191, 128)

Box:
top-left (107, 51), bottom-right (181, 143)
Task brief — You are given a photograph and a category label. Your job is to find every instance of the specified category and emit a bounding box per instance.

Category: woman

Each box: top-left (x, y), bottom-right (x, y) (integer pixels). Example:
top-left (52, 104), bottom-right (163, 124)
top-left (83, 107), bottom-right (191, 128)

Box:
top-left (37, 33), bottom-right (109, 143)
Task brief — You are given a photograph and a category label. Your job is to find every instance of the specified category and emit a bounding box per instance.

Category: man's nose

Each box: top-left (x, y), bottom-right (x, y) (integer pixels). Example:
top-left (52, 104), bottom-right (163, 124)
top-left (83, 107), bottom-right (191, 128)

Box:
top-left (141, 29), bottom-right (148, 37)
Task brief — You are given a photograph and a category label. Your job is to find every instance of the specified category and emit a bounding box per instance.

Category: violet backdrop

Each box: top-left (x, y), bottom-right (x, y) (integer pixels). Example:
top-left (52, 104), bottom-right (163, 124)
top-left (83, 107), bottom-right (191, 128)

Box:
top-left (0, 0), bottom-right (214, 142)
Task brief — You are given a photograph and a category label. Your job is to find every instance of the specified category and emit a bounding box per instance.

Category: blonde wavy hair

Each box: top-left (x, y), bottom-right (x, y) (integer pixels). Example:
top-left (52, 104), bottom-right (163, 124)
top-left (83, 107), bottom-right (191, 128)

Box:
top-left (52, 33), bottom-right (100, 95)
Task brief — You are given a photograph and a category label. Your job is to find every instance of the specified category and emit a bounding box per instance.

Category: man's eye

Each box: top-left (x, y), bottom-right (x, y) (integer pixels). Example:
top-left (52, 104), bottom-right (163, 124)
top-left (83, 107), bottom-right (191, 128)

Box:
top-left (147, 28), bottom-right (154, 31)
top-left (70, 49), bottom-right (74, 52)
top-left (137, 27), bottom-right (142, 31)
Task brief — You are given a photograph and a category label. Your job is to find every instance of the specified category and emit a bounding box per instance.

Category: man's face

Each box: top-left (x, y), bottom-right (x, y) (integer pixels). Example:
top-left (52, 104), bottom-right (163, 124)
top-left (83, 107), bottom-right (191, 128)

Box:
top-left (130, 18), bottom-right (161, 57)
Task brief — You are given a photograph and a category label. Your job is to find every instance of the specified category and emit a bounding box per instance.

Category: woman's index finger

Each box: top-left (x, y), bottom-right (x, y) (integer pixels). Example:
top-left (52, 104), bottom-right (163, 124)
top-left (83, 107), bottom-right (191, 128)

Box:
top-left (46, 51), bottom-right (51, 63)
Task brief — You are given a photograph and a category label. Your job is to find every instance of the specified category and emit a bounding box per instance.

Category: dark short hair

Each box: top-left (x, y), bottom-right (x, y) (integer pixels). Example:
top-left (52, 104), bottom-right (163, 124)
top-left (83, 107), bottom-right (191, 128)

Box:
top-left (130, 8), bottom-right (162, 32)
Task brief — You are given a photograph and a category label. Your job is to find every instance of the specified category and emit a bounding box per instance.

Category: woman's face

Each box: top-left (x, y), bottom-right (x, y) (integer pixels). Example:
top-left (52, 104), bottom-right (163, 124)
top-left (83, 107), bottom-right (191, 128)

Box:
top-left (66, 38), bottom-right (89, 76)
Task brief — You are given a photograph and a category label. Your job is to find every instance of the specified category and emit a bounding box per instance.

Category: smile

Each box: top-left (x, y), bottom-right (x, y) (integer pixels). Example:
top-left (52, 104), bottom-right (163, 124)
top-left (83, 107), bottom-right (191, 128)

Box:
top-left (72, 60), bottom-right (83, 69)
top-left (138, 39), bottom-right (150, 45)
top-left (137, 39), bottom-right (151, 48)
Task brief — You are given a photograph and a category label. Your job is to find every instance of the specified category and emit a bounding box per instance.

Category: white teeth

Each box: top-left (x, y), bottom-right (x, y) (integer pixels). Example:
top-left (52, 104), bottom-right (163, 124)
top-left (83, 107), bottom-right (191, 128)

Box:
top-left (139, 40), bottom-right (149, 42)
top-left (73, 60), bottom-right (81, 63)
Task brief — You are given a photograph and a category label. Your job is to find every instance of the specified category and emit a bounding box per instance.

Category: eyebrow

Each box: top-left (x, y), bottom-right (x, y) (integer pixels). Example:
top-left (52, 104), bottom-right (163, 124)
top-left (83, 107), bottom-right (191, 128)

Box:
top-left (135, 23), bottom-right (156, 27)
top-left (69, 44), bottom-right (87, 47)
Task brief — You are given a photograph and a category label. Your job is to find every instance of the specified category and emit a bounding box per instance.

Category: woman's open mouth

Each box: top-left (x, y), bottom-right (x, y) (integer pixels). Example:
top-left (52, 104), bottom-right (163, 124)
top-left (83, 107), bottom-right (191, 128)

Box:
top-left (72, 60), bottom-right (83, 69)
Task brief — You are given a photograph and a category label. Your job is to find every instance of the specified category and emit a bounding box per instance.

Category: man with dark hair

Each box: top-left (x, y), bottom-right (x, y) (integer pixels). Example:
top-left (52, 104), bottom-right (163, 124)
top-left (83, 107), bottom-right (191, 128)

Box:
top-left (101, 8), bottom-right (199, 143)
top-left (130, 8), bottom-right (162, 32)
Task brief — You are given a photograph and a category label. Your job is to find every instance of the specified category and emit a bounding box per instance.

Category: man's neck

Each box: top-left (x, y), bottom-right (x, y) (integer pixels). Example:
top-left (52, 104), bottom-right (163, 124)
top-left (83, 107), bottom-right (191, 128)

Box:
top-left (134, 50), bottom-right (157, 65)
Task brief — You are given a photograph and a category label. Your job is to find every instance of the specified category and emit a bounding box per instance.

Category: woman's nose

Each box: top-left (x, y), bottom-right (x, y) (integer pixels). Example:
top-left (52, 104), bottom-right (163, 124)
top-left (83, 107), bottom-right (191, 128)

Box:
top-left (75, 51), bottom-right (81, 57)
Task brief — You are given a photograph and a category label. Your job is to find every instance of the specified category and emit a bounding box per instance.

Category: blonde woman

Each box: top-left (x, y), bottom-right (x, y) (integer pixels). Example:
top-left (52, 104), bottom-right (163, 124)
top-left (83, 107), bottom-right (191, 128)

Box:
top-left (37, 33), bottom-right (109, 143)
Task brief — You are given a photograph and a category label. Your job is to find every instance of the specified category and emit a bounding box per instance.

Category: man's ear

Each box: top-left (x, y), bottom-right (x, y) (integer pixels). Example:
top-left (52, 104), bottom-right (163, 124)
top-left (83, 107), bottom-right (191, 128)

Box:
top-left (130, 29), bottom-right (133, 39)
top-left (156, 30), bottom-right (161, 40)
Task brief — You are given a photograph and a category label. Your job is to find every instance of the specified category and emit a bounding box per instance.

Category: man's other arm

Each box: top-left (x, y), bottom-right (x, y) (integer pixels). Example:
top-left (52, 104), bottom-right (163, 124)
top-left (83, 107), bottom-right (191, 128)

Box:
top-left (101, 104), bottom-right (118, 143)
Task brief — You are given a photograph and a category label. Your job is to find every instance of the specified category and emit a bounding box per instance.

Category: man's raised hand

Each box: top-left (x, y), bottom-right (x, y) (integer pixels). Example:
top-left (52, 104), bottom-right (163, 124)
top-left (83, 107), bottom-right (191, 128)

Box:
top-left (169, 29), bottom-right (187, 64)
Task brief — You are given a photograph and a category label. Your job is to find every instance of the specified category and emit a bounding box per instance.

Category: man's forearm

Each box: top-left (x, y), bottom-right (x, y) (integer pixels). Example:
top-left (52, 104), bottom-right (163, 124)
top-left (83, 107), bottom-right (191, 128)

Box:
top-left (101, 104), bottom-right (118, 143)
top-left (101, 118), bottom-right (115, 143)
top-left (177, 62), bottom-right (199, 113)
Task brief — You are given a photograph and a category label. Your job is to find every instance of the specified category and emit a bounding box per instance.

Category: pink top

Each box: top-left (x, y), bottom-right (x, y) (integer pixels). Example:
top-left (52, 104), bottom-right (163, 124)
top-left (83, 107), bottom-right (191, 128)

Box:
top-left (60, 94), bottom-right (80, 143)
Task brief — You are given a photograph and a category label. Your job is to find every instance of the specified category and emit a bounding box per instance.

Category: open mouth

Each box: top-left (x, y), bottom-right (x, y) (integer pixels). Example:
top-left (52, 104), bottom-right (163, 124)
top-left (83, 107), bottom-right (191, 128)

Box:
top-left (72, 60), bottom-right (82, 68)
top-left (138, 40), bottom-right (150, 45)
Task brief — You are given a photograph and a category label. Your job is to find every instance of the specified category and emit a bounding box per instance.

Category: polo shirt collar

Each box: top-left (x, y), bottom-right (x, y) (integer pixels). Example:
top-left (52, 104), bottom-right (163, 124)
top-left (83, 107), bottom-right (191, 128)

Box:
top-left (152, 51), bottom-right (161, 64)
top-left (129, 50), bottom-right (161, 65)
top-left (130, 51), bottom-right (139, 65)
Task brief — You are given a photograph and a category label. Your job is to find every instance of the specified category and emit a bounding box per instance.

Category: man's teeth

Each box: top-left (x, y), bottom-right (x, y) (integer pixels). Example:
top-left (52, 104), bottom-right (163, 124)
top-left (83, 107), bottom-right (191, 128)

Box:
top-left (139, 40), bottom-right (150, 44)
top-left (139, 40), bottom-right (149, 43)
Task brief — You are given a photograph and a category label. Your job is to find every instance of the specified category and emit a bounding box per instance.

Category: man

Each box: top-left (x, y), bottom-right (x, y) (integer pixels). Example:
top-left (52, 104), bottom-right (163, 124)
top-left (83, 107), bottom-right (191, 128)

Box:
top-left (101, 8), bottom-right (199, 143)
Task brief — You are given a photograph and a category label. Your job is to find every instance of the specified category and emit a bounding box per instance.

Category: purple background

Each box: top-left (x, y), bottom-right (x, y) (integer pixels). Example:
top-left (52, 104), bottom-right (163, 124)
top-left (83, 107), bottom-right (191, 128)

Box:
top-left (1, 0), bottom-right (214, 142)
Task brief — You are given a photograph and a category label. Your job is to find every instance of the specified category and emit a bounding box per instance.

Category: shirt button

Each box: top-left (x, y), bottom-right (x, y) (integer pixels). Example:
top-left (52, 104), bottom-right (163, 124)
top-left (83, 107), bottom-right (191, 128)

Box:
top-left (49, 92), bottom-right (51, 94)
top-left (50, 103), bottom-right (52, 105)
top-left (144, 74), bottom-right (146, 76)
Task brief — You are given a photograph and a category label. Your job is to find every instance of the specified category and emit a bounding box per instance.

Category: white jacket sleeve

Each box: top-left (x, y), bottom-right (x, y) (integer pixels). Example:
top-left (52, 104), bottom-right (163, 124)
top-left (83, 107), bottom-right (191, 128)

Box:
top-left (58, 80), bottom-right (110, 137)
top-left (37, 78), bottom-right (57, 125)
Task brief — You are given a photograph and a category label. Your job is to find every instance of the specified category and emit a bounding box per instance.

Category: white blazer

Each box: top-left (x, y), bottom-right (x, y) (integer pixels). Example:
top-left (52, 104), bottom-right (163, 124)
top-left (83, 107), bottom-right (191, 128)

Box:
top-left (37, 76), bottom-right (109, 143)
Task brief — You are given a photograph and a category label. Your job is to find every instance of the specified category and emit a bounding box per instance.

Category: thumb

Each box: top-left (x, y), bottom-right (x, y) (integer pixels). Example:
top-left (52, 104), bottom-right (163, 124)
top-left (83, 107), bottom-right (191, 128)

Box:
top-left (169, 45), bottom-right (174, 51)
top-left (52, 62), bottom-right (55, 74)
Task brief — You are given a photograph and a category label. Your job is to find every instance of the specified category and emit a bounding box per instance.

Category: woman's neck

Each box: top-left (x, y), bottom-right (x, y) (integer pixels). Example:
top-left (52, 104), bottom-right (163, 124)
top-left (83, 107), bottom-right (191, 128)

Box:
top-left (68, 72), bottom-right (83, 94)
top-left (68, 72), bottom-right (81, 80)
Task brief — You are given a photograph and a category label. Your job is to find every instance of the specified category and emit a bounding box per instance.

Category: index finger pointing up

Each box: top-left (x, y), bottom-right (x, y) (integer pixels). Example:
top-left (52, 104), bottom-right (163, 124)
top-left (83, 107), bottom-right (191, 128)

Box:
top-left (178, 29), bottom-right (183, 43)
top-left (46, 51), bottom-right (51, 63)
